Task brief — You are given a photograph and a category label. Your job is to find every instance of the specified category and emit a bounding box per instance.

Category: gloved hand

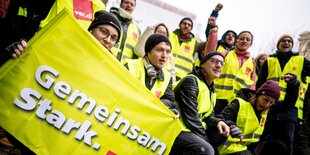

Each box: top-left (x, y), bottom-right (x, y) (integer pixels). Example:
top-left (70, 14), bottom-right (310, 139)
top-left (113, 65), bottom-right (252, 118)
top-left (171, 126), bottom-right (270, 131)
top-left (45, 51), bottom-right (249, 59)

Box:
top-left (230, 125), bottom-right (243, 139)
top-left (4, 39), bottom-right (28, 58)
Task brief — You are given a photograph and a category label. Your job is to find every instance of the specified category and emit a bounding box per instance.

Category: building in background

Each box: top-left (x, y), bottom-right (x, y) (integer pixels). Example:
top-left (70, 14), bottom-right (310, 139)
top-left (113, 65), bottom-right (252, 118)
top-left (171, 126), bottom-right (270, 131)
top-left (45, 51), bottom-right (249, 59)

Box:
top-left (299, 31), bottom-right (310, 60)
top-left (106, 0), bottom-right (204, 41)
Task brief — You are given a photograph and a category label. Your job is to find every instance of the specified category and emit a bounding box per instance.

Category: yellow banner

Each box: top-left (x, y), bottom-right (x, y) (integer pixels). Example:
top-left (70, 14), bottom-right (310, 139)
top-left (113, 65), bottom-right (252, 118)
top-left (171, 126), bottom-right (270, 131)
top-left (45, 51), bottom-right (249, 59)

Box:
top-left (0, 9), bottom-right (181, 155)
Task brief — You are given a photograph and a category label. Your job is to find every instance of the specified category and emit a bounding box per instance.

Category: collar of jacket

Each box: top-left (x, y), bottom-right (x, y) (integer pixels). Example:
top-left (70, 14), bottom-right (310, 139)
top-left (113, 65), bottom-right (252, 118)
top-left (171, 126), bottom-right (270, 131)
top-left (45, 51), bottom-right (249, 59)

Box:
top-left (157, 70), bottom-right (164, 81)
top-left (192, 66), bottom-right (215, 93)
top-left (236, 88), bottom-right (255, 102)
top-left (218, 40), bottom-right (235, 51)
top-left (110, 7), bottom-right (132, 23)
top-left (173, 29), bottom-right (194, 42)
top-left (271, 50), bottom-right (298, 57)
top-left (235, 50), bottom-right (251, 59)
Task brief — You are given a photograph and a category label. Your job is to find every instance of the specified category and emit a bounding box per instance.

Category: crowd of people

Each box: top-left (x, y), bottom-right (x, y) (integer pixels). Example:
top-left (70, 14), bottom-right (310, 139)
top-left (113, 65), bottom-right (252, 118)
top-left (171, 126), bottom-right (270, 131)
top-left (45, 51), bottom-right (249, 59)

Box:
top-left (1, 0), bottom-right (310, 155)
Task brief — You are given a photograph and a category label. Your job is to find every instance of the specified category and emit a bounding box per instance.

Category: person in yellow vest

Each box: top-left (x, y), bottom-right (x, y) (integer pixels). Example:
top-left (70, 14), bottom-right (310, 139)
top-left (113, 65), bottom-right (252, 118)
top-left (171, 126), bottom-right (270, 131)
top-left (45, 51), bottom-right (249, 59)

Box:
top-left (134, 23), bottom-right (176, 82)
top-left (110, 0), bottom-right (140, 64)
top-left (170, 52), bottom-right (230, 155)
top-left (214, 31), bottom-right (257, 115)
top-left (125, 34), bottom-right (179, 116)
top-left (170, 17), bottom-right (198, 81)
top-left (256, 34), bottom-right (310, 155)
top-left (39, 0), bottom-right (106, 30)
top-left (216, 80), bottom-right (293, 155)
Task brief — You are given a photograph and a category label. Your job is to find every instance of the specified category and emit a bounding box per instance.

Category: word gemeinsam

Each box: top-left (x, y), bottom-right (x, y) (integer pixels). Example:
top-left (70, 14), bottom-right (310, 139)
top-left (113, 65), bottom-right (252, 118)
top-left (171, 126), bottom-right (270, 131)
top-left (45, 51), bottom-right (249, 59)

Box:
top-left (13, 65), bottom-right (167, 154)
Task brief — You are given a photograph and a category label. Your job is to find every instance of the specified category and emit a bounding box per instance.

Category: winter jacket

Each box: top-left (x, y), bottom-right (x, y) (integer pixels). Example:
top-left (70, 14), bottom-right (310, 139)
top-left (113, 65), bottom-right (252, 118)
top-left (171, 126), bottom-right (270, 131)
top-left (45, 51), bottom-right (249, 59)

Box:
top-left (297, 111), bottom-right (310, 155)
top-left (174, 66), bottom-right (221, 140)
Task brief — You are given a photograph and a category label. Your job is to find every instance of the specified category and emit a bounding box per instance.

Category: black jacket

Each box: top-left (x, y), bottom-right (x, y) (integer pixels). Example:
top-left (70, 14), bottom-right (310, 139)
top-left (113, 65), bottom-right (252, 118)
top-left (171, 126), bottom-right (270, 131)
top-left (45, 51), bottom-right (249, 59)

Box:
top-left (297, 112), bottom-right (310, 155)
top-left (0, 0), bottom-right (55, 66)
top-left (174, 66), bottom-right (221, 140)
top-left (216, 88), bottom-right (257, 126)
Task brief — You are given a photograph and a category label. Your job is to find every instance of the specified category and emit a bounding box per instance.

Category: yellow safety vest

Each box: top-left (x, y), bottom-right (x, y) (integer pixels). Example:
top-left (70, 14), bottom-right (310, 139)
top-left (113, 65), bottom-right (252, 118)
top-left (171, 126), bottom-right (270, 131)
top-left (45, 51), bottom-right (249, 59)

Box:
top-left (111, 22), bottom-right (140, 64)
top-left (267, 56), bottom-right (303, 101)
top-left (214, 51), bottom-right (255, 103)
top-left (175, 75), bottom-right (216, 131)
top-left (40, 0), bottom-right (106, 30)
top-left (169, 33), bottom-right (196, 79)
top-left (216, 44), bottom-right (226, 52)
top-left (126, 58), bottom-right (170, 98)
top-left (296, 77), bottom-right (310, 119)
top-left (218, 98), bottom-right (267, 155)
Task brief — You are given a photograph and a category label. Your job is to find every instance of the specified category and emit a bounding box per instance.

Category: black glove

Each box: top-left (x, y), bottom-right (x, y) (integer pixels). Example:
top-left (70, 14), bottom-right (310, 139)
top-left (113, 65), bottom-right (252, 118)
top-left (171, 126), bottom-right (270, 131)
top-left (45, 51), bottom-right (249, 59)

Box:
top-left (171, 109), bottom-right (179, 115)
top-left (4, 39), bottom-right (27, 55)
top-left (230, 125), bottom-right (242, 138)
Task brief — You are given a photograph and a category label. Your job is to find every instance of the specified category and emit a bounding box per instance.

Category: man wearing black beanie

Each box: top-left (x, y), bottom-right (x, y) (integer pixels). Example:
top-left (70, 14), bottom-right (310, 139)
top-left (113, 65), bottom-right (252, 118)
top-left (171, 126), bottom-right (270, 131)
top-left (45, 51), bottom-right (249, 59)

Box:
top-left (125, 34), bottom-right (179, 117)
top-left (88, 10), bottom-right (121, 52)
top-left (170, 52), bottom-right (230, 155)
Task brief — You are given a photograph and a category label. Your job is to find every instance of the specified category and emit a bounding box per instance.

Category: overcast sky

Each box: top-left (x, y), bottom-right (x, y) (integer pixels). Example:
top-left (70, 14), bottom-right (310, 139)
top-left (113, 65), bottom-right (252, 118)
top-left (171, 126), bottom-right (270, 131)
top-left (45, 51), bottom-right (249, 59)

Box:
top-left (163, 0), bottom-right (310, 57)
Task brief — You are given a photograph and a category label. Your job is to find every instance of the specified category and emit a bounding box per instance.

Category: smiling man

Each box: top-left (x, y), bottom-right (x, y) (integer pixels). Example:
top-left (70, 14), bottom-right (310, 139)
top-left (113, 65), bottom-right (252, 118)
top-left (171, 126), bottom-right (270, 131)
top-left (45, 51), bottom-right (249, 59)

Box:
top-left (170, 52), bottom-right (230, 155)
top-left (256, 34), bottom-right (310, 155)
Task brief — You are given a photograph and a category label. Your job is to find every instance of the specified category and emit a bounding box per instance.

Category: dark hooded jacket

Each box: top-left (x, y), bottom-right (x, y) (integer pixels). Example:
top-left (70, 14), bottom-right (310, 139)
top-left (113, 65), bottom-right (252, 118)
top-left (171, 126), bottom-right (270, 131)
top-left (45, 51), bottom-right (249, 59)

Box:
top-left (216, 30), bottom-right (237, 51)
top-left (174, 66), bottom-right (221, 140)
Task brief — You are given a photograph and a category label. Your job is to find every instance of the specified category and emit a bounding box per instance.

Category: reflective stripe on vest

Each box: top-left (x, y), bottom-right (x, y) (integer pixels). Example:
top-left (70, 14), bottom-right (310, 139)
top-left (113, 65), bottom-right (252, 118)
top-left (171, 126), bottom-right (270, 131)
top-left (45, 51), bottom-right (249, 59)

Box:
top-left (218, 98), bottom-right (267, 154)
top-left (216, 44), bottom-right (226, 52)
top-left (296, 77), bottom-right (310, 119)
top-left (175, 75), bottom-right (216, 131)
top-left (214, 51), bottom-right (255, 102)
top-left (18, 7), bottom-right (27, 17)
top-left (126, 58), bottom-right (170, 98)
top-left (267, 56), bottom-right (303, 101)
top-left (169, 32), bottom-right (196, 79)
top-left (111, 22), bottom-right (139, 64)
top-left (40, 0), bottom-right (106, 30)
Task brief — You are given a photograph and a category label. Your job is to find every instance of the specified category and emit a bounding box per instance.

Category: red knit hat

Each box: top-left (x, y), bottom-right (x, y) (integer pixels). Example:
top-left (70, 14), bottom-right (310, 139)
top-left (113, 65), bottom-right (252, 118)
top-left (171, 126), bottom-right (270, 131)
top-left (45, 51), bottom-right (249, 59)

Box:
top-left (256, 80), bottom-right (280, 101)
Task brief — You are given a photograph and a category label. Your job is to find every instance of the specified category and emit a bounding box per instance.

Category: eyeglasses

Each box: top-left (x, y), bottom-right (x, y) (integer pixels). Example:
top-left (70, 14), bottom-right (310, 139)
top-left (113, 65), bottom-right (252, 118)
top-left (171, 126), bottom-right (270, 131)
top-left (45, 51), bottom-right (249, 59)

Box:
top-left (280, 39), bottom-right (292, 44)
top-left (97, 26), bottom-right (118, 43)
top-left (181, 22), bottom-right (192, 27)
top-left (209, 58), bottom-right (225, 66)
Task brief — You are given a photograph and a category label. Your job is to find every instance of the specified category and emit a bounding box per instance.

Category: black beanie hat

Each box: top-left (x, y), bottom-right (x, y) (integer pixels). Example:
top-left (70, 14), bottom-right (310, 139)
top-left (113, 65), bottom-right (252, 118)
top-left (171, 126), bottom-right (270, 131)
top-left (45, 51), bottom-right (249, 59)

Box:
top-left (179, 17), bottom-right (193, 28)
top-left (88, 10), bottom-right (121, 42)
top-left (256, 80), bottom-right (280, 101)
top-left (200, 52), bottom-right (224, 66)
top-left (145, 34), bottom-right (171, 55)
